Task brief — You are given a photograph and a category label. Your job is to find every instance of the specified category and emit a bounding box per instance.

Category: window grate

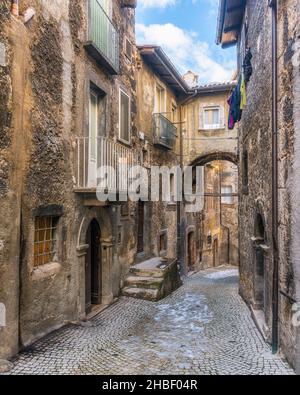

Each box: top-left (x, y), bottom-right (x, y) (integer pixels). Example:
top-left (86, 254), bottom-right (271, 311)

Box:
top-left (34, 217), bottom-right (59, 267)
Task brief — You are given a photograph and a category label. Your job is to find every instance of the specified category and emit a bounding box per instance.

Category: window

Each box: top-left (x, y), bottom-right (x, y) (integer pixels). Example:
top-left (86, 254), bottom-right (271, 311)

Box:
top-left (99, 0), bottom-right (112, 16)
top-left (124, 37), bottom-right (132, 61)
top-left (89, 91), bottom-right (98, 161)
top-left (119, 89), bottom-right (130, 143)
top-left (203, 107), bottom-right (221, 129)
top-left (155, 83), bottom-right (166, 113)
top-left (221, 185), bottom-right (233, 204)
top-left (34, 217), bottom-right (59, 267)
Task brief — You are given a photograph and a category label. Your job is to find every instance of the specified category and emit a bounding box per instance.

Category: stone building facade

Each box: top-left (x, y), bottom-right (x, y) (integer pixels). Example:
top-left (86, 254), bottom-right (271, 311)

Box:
top-left (181, 83), bottom-right (239, 271)
top-left (0, 0), bottom-right (139, 360)
top-left (0, 0), bottom-right (239, 364)
top-left (217, 0), bottom-right (300, 372)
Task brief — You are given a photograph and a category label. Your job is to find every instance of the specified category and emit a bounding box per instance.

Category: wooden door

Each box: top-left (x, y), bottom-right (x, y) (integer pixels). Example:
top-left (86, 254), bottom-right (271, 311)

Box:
top-left (85, 220), bottom-right (101, 313)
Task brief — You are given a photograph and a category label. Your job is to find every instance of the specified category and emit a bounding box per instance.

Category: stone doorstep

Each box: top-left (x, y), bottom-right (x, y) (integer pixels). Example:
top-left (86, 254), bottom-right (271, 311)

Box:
top-left (130, 257), bottom-right (177, 278)
top-left (0, 359), bottom-right (13, 373)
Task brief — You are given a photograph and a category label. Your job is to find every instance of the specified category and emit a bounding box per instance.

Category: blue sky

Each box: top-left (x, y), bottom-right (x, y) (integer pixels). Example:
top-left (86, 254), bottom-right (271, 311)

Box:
top-left (136, 0), bottom-right (237, 84)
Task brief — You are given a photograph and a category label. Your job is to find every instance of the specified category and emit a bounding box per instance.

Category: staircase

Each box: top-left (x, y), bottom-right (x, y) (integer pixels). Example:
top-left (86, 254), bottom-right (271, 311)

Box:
top-left (122, 257), bottom-right (182, 302)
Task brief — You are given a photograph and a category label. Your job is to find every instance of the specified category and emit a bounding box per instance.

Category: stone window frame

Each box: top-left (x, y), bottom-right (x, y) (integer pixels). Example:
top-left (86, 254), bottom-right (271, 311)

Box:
top-left (200, 104), bottom-right (225, 131)
top-left (154, 79), bottom-right (167, 115)
top-left (221, 184), bottom-right (234, 205)
top-left (29, 205), bottom-right (64, 274)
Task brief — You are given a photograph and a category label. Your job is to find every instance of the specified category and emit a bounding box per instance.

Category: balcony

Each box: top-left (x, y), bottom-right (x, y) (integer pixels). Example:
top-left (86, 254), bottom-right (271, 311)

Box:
top-left (85, 0), bottom-right (119, 75)
top-left (152, 113), bottom-right (177, 150)
top-left (74, 137), bottom-right (137, 205)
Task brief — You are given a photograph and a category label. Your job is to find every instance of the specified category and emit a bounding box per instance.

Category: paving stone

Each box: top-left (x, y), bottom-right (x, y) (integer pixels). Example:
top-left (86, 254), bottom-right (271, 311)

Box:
top-left (2, 267), bottom-right (295, 375)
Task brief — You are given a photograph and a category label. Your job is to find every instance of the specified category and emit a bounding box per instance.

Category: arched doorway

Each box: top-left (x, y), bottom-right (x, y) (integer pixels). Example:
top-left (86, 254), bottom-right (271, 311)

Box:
top-left (85, 219), bottom-right (101, 314)
top-left (253, 212), bottom-right (266, 311)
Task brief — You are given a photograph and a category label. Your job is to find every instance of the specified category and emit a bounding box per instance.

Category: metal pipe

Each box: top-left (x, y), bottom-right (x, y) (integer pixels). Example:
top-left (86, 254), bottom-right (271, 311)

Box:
top-left (269, 0), bottom-right (279, 355)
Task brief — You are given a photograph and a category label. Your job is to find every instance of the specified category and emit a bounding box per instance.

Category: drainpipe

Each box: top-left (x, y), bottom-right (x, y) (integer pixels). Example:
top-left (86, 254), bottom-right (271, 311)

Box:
top-left (11, 0), bottom-right (19, 16)
top-left (269, 0), bottom-right (279, 355)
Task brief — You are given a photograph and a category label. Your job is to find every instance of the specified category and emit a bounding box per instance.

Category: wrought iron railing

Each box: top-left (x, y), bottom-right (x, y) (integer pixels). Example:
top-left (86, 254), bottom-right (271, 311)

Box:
top-left (152, 113), bottom-right (177, 150)
top-left (75, 137), bottom-right (137, 192)
top-left (88, 0), bottom-right (119, 73)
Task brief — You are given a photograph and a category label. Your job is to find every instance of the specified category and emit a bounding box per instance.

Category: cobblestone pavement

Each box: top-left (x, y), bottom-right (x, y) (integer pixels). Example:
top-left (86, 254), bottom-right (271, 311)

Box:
top-left (6, 267), bottom-right (295, 375)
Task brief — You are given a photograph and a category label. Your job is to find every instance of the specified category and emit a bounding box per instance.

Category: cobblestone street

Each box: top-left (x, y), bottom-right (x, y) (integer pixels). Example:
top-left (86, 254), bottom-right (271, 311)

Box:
top-left (7, 267), bottom-right (294, 375)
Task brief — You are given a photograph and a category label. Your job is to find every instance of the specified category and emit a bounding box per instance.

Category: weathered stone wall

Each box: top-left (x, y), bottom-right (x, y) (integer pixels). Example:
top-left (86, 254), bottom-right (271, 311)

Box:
top-left (0, 0), bottom-right (138, 358)
top-left (136, 56), bottom-right (179, 262)
top-left (237, 0), bottom-right (299, 369)
top-left (277, 0), bottom-right (300, 371)
top-left (237, 1), bottom-right (274, 338)
top-left (0, 0), bottom-right (23, 360)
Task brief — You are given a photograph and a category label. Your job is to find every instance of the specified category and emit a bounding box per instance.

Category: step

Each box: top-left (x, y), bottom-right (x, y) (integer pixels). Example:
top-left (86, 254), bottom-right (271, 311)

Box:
top-left (125, 275), bottom-right (164, 290)
top-left (122, 287), bottom-right (159, 302)
top-left (130, 257), bottom-right (170, 278)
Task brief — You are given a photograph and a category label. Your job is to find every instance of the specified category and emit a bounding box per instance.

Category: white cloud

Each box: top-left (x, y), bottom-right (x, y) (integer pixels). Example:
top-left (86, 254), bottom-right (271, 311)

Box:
top-left (139, 0), bottom-right (177, 9)
top-left (136, 23), bottom-right (235, 83)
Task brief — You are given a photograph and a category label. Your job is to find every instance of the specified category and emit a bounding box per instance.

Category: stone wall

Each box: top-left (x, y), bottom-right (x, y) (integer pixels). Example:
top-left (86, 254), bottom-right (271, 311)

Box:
top-left (0, 0), bottom-right (138, 359)
top-left (237, 0), bottom-right (300, 369)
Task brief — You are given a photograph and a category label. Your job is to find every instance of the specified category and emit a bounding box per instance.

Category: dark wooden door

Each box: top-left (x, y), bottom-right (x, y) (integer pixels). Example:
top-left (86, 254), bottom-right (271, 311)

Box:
top-left (85, 219), bottom-right (101, 313)
top-left (137, 201), bottom-right (144, 253)
top-left (188, 232), bottom-right (195, 271)
top-left (213, 239), bottom-right (219, 267)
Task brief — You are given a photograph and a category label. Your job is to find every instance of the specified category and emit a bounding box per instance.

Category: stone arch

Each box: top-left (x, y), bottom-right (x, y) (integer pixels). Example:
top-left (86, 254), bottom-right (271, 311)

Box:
top-left (189, 152), bottom-right (238, 167)
top-left (254, 199), bottom-right (269, 245)
top-left (77, 208), bottom-right (113, 248)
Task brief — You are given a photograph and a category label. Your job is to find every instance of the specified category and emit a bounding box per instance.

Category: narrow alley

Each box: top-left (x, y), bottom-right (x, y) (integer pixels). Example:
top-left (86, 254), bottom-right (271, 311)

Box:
top-left (7, 268), bottom-right (293, 376)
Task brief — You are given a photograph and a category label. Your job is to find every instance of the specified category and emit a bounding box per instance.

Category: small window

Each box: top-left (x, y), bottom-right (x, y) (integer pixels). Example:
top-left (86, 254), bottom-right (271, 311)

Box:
top-left (34, 217), bottom-right (59, 267)
top-left (203, 107), bottom-right (221, 129)
top-left (221, 185), bottom-right (233, 204)
top-left (119, 89), bottom-right (131, 143)
top-left (124, 37), bottom-right (132, 61)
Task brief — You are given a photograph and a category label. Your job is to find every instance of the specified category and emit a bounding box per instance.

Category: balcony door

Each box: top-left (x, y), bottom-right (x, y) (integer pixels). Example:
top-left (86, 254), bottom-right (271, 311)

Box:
top-left (88, 91), bottom-right (98, 188)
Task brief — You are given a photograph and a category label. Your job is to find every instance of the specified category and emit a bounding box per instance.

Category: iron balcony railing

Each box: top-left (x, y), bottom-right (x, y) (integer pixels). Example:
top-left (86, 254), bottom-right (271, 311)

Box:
top-left (152, 113), bottom-right (177, 150)
top-left (75, 137), bottom-right (137, 192)
top-left (87, 0), bottom-right (119, 74)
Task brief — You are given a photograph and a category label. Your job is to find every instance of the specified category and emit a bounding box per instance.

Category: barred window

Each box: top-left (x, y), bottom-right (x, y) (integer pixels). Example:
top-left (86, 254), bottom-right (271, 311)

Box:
top-left (34, 217), bottom-right (59, 267)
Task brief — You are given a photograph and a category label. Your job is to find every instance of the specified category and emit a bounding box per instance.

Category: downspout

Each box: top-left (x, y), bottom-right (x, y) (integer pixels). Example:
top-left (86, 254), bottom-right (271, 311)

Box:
top-left (269, 0), bottom-right (279, 355)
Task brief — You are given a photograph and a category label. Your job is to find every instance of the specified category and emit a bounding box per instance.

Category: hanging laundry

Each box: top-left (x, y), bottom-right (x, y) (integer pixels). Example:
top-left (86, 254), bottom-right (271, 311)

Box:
top-left (228, 76), bottom-right (243, 130)
top-left (243, 47), bottom-right (253, 82)
top-left (240, 75), bottom-right (247, 110)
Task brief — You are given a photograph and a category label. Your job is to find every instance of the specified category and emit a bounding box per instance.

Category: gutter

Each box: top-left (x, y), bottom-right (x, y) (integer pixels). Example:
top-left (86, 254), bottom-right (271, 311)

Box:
top-left (216, 0), bottom-right (227, 45)
top-left (269, 0), bottom-right (279, 355)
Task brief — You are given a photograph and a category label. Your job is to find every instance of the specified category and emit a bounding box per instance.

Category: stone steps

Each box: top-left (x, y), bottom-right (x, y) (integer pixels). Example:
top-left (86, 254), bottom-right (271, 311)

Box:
top-left (122, 257), bottom-right (182, 302)
top-left (125, 275), bottom-right (164, 290)
top-left (122, 287), bottom-right (159, 302)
